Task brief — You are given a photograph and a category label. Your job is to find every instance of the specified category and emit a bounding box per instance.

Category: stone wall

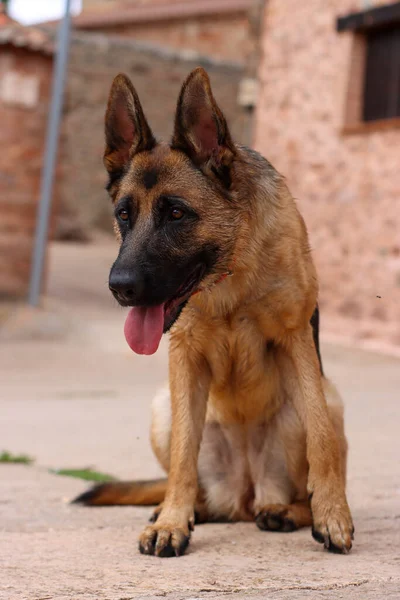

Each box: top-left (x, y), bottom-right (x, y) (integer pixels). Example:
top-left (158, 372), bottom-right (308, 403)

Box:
top-left (254, 0), bottom-right (400, 349)
top-left (98, 14), bottom-right (251, 64)
top-left (58, 32), bottom-right (249, 236)
top-left (76, 0), bottom-right (255, 64)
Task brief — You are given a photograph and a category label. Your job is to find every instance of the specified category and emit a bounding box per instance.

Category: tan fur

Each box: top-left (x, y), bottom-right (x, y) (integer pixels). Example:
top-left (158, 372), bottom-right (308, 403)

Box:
top-left (76, 479), bottom-right (167, 506)
top-left (150, 368), bottom-right (347, 524)
top-left (76, 67), bottom-right (354, 557)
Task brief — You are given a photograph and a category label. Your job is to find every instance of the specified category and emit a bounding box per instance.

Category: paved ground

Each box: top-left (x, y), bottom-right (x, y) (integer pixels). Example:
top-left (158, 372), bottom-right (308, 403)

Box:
top-left (1, 241), bottom-right (400, 600)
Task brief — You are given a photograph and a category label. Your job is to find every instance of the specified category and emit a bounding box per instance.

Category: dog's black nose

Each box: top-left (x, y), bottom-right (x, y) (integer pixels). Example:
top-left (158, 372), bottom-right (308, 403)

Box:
top-left (109, 268), bottom-right (144, 305)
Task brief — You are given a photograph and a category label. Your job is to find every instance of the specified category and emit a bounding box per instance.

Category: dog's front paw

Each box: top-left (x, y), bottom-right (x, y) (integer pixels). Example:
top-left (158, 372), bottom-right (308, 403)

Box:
top-left (139, 517), bottom-right (192, 557)
top-left (310, 489), bottom-right (354, 554)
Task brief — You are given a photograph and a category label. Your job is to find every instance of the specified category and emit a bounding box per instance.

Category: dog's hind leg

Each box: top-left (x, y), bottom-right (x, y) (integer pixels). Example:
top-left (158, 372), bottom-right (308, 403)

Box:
top-left (256, 500), bottom-right (312, 531)
top-left (252, 376), bottom-right (348, 535)
top-left (248, 394), bottom-right (310, 530)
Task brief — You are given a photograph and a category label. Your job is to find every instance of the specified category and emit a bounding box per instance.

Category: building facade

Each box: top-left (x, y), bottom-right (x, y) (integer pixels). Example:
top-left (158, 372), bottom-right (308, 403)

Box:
top-left (75, 0), bottom-right (261, 65)
top-left (0, 27), bottom-right (54, 298)
top-left (255, 0), bottom-right (400, 349)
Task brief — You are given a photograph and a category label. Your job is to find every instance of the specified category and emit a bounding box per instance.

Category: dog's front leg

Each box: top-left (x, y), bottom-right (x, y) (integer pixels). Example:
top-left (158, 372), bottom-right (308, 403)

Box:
top-left (139, 346), bottom-right (210, 557)
top-left (289, 325), bottom-right (354, 553)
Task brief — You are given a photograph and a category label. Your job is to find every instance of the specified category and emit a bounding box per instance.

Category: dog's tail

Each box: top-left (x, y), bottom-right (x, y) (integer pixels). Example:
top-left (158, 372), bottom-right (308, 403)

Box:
top-left (72, 479), bottom-right (167, 506)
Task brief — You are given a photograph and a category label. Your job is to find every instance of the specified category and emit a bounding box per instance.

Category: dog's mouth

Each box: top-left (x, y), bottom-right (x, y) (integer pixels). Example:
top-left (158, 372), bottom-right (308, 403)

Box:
top-left (124, 264), bottom-right (205, 355)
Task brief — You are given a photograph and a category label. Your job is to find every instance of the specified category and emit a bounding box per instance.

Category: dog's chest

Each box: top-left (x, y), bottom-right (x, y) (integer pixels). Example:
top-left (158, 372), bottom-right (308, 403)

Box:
top-left (204, 314), bottom-right (282, 424)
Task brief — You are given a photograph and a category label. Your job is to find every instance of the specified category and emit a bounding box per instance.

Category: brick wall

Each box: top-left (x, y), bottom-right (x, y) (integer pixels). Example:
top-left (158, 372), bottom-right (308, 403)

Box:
top-left (58, 32), bottom-right (249, 235)
top-left (255, 0), bottom-right (400, 349)
top-left (0, 47), bottom-right (52, 298)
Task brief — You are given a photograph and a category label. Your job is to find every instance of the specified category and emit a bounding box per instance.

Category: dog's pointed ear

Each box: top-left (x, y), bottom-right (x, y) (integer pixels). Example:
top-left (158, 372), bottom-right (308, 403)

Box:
top-left (104, 73), bottom-right (155, 180)
top-left (172, 68), bottom-right (236, 177)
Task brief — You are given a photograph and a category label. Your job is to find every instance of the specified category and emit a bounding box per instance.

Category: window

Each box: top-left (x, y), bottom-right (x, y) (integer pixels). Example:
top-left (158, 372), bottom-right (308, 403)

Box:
top-left (337, 2), bottom-right (400, 130)
top-left (364, 26), bottom-right (400, 122)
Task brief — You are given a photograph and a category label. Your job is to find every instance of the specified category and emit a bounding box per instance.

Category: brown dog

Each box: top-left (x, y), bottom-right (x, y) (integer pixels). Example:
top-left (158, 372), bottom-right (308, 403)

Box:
top-left (74, 67), bottom-right (354, 558)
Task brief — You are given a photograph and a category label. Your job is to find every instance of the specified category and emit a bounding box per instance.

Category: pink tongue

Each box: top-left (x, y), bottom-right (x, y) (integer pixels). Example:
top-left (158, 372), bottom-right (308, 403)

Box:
top-left (124, 305), bottom-right (165, 355)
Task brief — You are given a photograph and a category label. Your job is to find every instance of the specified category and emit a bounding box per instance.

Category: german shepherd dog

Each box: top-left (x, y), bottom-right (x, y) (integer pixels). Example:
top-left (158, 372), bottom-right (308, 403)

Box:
top-left (74, 68), bottom-right (354, 557)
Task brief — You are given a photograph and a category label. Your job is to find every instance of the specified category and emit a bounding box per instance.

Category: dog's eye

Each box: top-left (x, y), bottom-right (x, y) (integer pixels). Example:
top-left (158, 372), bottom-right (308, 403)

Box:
top-left (170, 207), bottom-right (185, 221)
top-left (117, 208), bottom-right (129, 222)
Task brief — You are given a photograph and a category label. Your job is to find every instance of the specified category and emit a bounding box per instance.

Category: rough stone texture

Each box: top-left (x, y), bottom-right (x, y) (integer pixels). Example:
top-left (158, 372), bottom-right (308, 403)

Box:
top-left (0, 46), bottom-right (53, 298)
top-left (100, 14), bottom-right (251, 64)
top-left (79, 0), bottom-right (254, 64)
top-left (1, 240), bottom-right (400, 599)
top-left (254, 0), bottom-right (400, 350)
top-left (58, 32), bottom-right (249, 235)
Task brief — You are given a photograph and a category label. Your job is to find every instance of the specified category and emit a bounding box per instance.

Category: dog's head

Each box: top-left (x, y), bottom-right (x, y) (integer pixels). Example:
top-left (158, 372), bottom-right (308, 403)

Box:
top-left (104, 68), bottom-right (241, 355)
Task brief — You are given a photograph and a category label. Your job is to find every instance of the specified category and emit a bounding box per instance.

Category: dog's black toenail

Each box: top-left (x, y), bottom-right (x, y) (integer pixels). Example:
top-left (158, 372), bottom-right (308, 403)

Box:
top-left (327, 538), bottom-right (351, 554)
top-left (157, 545), bottom-right (176, 558)
top-left (176, 536), bottom-right (190, 556)
top-left (312, 527), bottom-right (325, 544)
top-left (139, 541), bottom-right (155, 556)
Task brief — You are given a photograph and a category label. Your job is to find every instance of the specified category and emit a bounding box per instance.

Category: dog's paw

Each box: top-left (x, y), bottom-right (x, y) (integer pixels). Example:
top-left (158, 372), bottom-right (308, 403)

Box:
top-left (310, 491), bottom-right (354, 554)
top-left (139, 522), bottom-right (191, 557)
top-left (255, 504), bottom-right (297, 532)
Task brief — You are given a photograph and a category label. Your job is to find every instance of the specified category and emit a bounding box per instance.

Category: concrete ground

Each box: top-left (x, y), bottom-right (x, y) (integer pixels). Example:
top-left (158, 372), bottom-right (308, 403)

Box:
top-left (1, 240), bottom-right (400, 600)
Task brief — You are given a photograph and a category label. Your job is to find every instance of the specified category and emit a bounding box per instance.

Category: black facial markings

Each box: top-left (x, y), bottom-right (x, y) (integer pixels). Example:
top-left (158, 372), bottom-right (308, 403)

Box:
top-left (162, 242), bottom-right (221, 332)
top-left (114, 195), bottom-right (137, 235)
top-left (163, 299), bottom-right (188, 333)
top-left (115, 195), bottom-right (134, 213)
top-left (142, 168), bottom-right (159, 190)
top-left (106, 167), bottom-right (125, 194)
top-left (153, 195), bottom-right (199, 229)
